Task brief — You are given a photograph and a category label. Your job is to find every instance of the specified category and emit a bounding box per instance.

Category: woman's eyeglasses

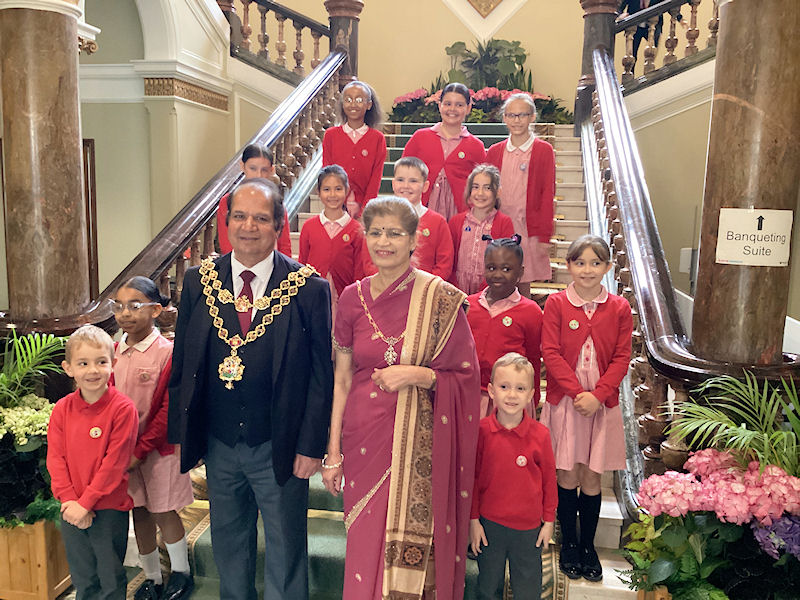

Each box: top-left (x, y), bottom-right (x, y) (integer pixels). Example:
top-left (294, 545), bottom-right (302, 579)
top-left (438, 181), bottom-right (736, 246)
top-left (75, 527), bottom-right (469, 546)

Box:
top-left (366, 228), bottom-right (409, 240)
top-left (110, 301), bottom-right (160, 314)
top-left (343, 97), bottom-right (366, 105)
top-left (505, 112), bottom-right (533, 121)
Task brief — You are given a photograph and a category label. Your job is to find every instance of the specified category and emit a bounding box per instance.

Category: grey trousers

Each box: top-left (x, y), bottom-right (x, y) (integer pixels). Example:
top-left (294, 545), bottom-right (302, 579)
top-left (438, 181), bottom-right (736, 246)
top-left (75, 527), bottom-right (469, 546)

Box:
top-left (476, 517), bottom-right (542, 600)
top-left (60, 509), bottom-right (129, 600)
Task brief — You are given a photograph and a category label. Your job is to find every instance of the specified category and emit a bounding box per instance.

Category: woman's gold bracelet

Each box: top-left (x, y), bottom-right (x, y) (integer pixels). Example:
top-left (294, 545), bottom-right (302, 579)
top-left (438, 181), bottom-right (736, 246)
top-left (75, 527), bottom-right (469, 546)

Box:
top-left (322, 453), bottom-right (344, 469)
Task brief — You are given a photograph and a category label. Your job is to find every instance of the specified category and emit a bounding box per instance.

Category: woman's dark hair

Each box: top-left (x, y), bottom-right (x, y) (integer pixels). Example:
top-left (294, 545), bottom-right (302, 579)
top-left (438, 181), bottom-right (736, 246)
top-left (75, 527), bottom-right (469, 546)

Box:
top-left (242, 144), bottom-right (274, 165)
top-left (337, 81), bottom-right (383, 129)
top-left (441, 83), bottom-right (472, 105)
top-left (317, 164), bottom-right (349, 191)
top-left (119, 276), bottom-right (169, 307)
top-left (482, 234), bottom-right (524, 264)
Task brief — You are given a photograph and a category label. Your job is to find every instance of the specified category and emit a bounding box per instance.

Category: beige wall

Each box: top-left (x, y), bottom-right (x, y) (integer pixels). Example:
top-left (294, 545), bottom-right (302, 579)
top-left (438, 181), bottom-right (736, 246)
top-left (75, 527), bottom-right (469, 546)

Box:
top-left (81, 0), bottom-right (144, 63)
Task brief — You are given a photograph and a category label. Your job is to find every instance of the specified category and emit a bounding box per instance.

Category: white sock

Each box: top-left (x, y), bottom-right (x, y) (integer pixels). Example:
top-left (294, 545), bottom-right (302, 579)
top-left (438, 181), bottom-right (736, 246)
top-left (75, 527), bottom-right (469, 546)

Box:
top-left (165, 535), bottom-right (190, 574)
top-left (140, 549), bottom-right (162, 584)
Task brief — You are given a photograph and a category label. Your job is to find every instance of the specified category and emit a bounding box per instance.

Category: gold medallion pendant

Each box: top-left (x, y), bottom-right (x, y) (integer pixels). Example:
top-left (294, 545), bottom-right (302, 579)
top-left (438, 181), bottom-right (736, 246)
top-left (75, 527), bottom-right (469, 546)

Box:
top-left (218, 353), bottom-right (245, 389)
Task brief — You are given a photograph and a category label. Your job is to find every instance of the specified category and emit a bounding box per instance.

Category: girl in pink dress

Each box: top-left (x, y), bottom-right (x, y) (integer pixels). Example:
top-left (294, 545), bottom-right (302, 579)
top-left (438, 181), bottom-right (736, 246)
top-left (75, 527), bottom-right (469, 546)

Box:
top-left (112, 277), bottom-right (195, 600)
top-left (486, 93), bottom-right (556, 296)
top-left (539, 235), bottom-right (632, 583)
top-left (322, 81), bottom-right (387, 217)
top-left (448, 164), bottom-right (514, 294)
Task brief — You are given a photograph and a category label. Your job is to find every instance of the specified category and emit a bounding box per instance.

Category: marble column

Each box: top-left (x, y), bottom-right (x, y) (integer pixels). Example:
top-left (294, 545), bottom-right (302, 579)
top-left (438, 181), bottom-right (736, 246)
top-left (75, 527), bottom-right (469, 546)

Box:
top-left (692, 0), bottom-right (800, 364)
top-left (324, 0), bottom-right (363, 87)
top-left (575, 0), bottom-right (619, 132)
top-left (0, 2), bottom-right (89, 322)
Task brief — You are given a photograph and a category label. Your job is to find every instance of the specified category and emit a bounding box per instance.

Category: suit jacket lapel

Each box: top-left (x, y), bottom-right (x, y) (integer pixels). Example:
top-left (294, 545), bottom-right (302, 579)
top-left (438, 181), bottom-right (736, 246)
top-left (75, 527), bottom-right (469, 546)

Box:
top-left (260, 251), bottom-right (291, 385)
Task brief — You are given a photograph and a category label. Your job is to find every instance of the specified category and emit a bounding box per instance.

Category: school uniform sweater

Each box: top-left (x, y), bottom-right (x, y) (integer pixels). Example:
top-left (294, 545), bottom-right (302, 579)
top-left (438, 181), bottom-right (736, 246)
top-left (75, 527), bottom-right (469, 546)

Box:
top-left (47, 385), bottom-right (138, 512)
top-left (413, 209), bottom-right (454, 279)
top-left (298, 216), bottom-right (365, 296)
top-left (466, 293), bottom-right (543, 400)
top-left (486, 138), bottom-right (555, 243)
top-left (541, 290), bottom-right (633, 408)
top-left (322, 126), bottom-right (387, 209)
top-left (448, 210), bottom-right (515, 286)
top-left (402, 127), bottom-right (486, 212)
top-left (471, 412), bottom-right (558, 530)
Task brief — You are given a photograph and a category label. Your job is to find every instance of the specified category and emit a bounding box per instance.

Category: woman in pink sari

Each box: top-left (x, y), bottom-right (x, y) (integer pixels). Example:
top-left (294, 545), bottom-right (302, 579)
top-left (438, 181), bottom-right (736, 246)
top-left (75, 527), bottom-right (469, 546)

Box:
top-left (322, 196), bottom-right (480, 600)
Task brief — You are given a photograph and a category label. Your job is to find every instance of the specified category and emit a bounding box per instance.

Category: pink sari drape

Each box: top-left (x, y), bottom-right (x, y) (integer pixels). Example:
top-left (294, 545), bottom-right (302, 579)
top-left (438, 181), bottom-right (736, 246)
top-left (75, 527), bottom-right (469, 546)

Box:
top-left (334, 268), bottom-right (480, 600)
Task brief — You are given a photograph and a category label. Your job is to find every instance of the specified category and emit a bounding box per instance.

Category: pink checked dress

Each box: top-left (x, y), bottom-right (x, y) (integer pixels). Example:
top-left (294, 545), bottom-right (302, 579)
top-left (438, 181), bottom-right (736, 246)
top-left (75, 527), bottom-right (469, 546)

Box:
top-left (539, 284), bottom-right (627, 473)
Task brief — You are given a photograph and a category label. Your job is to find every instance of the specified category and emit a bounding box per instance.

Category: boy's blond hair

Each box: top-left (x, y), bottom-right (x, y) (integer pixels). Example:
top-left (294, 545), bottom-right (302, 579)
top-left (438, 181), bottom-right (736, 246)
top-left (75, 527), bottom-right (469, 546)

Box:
top-left (64, 324), bottom-right (114, 363)
top-left (490, 352), bottom-right (536, 388)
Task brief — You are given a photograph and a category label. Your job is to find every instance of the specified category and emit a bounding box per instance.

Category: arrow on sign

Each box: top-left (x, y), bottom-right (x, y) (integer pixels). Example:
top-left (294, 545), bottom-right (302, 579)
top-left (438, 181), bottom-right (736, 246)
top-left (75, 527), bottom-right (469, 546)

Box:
top-left (757, 215), bottom-right (764, 230)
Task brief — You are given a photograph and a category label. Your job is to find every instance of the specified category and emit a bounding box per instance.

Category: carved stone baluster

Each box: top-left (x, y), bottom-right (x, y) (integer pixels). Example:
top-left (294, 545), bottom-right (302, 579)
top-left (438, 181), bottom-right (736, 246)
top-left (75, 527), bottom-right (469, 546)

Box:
top-left (189, 237), bottom-right (202, 267)
top-left (158, 271), bottom-right (171, 303)
top-left (156, 270), bottom-right (177, 340)
top-left (290, 120), bottom-right (303, 178)
top-left (622, 27), bottom-right (636, 82)
top-left (639, 372), bottom-right (670, 476)
top-left (175, 256), bottom-right (186, 303)
top-left (298, 111), bottom-right (312, 168)
top-left (202, 223), bottom-right (216, 259)
top-left (661, 384), bottom-right (691, 471)
top-left (275, 14), bottom-right (287, 68)
top-left (685, 0), bottom-right (701, 57)
top-left (257, 4), bottom-right (269, 60)
top-left (274, 137), bottom-right (288, 188)
top-left (292, 21), bottom-right (305, 76)
top-left (707, 0), bottom-right (720, 48)
top-left (279, 136), bottom-right (295, 190)
top-left (663, 7), bottom-right (680, 66)
top-left (643, 17), bottom-right (658, 74)
top-left (310, 30), bottom-right (322, 69)
top-left (240, 0), bottom-right (252, 52)
top-left (312, 96), bottom-right (325, 149)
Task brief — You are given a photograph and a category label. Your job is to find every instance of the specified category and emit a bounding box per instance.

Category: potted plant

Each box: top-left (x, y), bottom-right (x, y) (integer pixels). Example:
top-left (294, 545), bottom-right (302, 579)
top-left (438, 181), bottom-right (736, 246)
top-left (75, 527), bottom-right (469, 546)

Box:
top-left (0, 330), bottom-right (71, 600)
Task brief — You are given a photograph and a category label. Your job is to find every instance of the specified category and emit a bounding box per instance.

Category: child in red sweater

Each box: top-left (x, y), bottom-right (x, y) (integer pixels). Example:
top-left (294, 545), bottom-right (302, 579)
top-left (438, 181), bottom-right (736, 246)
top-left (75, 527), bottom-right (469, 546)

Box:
top-left (322, 81), bottom-right (387, 217)
top-left (467, 236), bottom-right (542, 418)
top-left (391, 156), bottom-right (454, 279)
top-left (449, 164), bottom-right (515, 294)
top-left (217, 144), bottom-right (292, 256)
top-left (299, 165), bottom-right (366, 316)
top-left (470, 352), bottom-right (557, 600)
top-left (47, 325), bottom-right (138, 600)
top-left (540, 235), bottom-right (632, 583)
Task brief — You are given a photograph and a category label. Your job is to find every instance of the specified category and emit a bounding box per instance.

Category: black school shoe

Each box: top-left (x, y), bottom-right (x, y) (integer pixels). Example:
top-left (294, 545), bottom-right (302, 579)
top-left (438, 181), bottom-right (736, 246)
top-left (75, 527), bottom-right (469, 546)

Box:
top-left (581, 546), bottom-right (603, 582)
top-left (133, 579), bottom-right (163, 600)
top-left (559, 542), bottom-right (582, 580)
top-left (162, 571), bottom-right (194, 600)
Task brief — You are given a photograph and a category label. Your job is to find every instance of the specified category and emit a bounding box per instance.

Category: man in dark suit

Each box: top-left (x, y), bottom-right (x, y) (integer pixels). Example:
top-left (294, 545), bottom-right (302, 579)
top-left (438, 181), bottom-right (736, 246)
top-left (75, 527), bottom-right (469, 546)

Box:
top-left (167, 178), bottom-right (333, 600)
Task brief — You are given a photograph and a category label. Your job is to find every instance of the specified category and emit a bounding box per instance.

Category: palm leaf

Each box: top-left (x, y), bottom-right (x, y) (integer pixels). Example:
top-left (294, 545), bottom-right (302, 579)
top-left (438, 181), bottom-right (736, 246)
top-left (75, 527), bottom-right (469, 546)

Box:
top-left (0, 331), bottom-right (65, 407)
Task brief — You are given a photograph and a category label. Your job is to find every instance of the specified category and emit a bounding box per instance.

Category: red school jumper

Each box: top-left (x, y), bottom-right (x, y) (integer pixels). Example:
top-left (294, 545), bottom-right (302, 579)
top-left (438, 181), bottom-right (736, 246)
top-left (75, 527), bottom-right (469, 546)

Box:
top-left (47, 385), bottom-right (138, 512)
top-left (448, 210), bottom-right (515, 284)
top-left (541, 290), bottom-right (633, 408)
top-left (402, 127), bottom-right (486, 213)
top-left (413, 209), bottom-right (454, 280)
top-left (298, 216), bottom-right (366, 296)
top-left (466, 293), bottom-right (543, 400)
top-left (217, 192), bottom-right (292, 256)
top-left (322, 126), bottom-right (387, 211)
top-left (486, 138), bottom-right (555, 243)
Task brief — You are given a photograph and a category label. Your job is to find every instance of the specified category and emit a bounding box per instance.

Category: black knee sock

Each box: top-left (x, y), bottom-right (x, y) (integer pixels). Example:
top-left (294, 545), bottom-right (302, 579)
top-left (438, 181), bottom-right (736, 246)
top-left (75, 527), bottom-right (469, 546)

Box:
top-left (578, 491), bottom-right (602, 553)
top-left (557, 486), bottom-right (579, 546)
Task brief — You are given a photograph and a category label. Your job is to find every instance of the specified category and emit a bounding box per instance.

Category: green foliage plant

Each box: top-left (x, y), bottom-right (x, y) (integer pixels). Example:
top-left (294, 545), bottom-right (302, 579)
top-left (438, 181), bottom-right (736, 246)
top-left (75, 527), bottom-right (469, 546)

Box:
top-left (668, 372), bottom-right (800, 477)
top-left (446, 39), bottom-right (530, 91)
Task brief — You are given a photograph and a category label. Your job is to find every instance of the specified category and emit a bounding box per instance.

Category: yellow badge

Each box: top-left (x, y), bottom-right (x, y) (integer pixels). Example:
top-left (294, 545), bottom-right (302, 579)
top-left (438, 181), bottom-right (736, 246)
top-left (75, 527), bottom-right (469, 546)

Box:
top-left (502, 316), bottom-right (513, 327)
top-left (139, 372), bottom-right (151, 382)
top-left (362, 149), bottom-right (369, 156)
top-left (89, 427), bottom-right (102, 439)
top-left (458, 151), bottom-right (465, 159)
top-left (343, 233), bottom-right (350, 242)
top-left (516, 455), bottom-right (528, 467)
top-left (569, 319), bottom-right (580, 330)
top-left (422, 228), bottom-right (431, 237)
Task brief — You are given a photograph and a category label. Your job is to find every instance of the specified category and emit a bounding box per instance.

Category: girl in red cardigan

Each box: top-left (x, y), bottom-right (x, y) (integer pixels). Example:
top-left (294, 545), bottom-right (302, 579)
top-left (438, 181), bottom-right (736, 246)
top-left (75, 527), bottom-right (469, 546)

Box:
top-left (112, 277), bottom-right (194, 600)
top-left (539, 235), bottom-right (632, 584)
top-left (466, 236), bottom-right (542, 417)
top-left (402, 82), bottom-right (486, 221)
top-left (449, 164), bottom-right (515, 294)
top-left (299, 165), bottom-right (365, 317)
top-left (487, 93), bottom-right (555, 297)
top-left (322, 81), bottom-right (387, 217)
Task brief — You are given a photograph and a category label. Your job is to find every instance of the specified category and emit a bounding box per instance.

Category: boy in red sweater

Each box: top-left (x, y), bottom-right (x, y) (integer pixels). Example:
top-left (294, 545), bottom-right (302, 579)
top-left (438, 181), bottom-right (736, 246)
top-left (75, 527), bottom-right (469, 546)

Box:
top-left (470, 352), bottom-right (557, 600)
top-left (47, 325), bottom-right (138, 600)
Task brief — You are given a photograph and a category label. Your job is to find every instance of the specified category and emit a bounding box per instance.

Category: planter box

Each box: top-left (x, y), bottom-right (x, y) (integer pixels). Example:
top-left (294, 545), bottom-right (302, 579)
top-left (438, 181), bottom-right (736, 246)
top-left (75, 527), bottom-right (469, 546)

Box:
top-left (637, 587), bottom-right (672, 600)
top-left (0, 520), bottom-right (71, 600)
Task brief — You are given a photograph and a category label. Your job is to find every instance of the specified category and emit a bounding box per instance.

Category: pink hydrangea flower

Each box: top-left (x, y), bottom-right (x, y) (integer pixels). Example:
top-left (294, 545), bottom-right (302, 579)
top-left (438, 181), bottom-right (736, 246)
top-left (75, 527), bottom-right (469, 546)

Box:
top-left (638, 471), bottom-right (701, 517)
top-left (392, 88), bottom-right (428, 106)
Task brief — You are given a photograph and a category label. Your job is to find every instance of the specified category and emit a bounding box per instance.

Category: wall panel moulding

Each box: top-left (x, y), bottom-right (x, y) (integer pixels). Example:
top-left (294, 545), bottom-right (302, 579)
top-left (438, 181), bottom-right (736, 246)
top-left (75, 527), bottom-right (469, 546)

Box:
top-left (144, 77), bottom-right (229, 111)
top-left (441, 0), bottom-right (529, 41)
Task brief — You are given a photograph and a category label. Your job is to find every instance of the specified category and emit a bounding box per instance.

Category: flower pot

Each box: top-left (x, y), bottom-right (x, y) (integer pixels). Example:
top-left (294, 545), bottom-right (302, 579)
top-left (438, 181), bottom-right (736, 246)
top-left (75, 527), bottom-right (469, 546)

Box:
top-left (637, 587), bottom-right (672, 600)
top-left (0, 520), bottom-right (71, 600)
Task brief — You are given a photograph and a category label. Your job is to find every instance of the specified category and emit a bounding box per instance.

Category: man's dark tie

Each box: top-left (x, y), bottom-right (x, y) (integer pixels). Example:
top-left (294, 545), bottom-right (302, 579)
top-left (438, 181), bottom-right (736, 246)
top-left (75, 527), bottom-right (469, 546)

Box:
top-left (238, 270), bottom-right (255, 335)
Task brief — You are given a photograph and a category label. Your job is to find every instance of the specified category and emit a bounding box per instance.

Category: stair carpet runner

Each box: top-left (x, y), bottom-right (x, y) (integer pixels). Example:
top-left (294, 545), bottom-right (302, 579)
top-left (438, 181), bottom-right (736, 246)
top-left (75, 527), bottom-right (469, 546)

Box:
top-left (112, 123), bottom-right (634, 600)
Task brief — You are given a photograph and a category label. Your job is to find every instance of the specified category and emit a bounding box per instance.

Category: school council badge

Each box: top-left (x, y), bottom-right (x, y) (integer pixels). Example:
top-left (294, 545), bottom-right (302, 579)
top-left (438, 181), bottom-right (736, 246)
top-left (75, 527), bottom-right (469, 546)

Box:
top-left (89, 426), bottom-right (102, 439)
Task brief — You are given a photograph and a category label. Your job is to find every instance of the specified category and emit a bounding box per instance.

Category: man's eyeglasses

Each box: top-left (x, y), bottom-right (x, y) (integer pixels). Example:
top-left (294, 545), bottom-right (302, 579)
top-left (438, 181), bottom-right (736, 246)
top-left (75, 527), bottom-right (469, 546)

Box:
top-left (110, 301), bottom-right (160, 314)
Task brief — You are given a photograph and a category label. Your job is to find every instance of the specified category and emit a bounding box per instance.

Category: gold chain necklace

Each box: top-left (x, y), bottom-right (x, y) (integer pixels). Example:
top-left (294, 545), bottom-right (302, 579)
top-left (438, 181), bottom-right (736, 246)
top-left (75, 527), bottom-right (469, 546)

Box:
top-left (356, 279), bottom-right (406, 366)
top-left (199, 258), bottom-right (318, 389)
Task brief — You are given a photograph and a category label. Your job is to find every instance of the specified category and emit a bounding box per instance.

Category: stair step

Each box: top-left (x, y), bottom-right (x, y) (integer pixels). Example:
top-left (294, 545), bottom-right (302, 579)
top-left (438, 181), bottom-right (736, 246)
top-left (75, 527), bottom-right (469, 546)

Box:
top-left (565, 548), bottom-right (636, 599)
top-left (556, 200), bottom-right (588, 220)
top-left (555, 183), bottom-right (586, 203)
top-left (290, 231), bottom-right (300, 256)
top-left (554, 219), bottom-right (589, 240)
top-left (555, 165), bottom-right (583, 184)
top-left (553, 137), bottom-right (581, 152)
top-left (555, 150), bottom-right (582, 167)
